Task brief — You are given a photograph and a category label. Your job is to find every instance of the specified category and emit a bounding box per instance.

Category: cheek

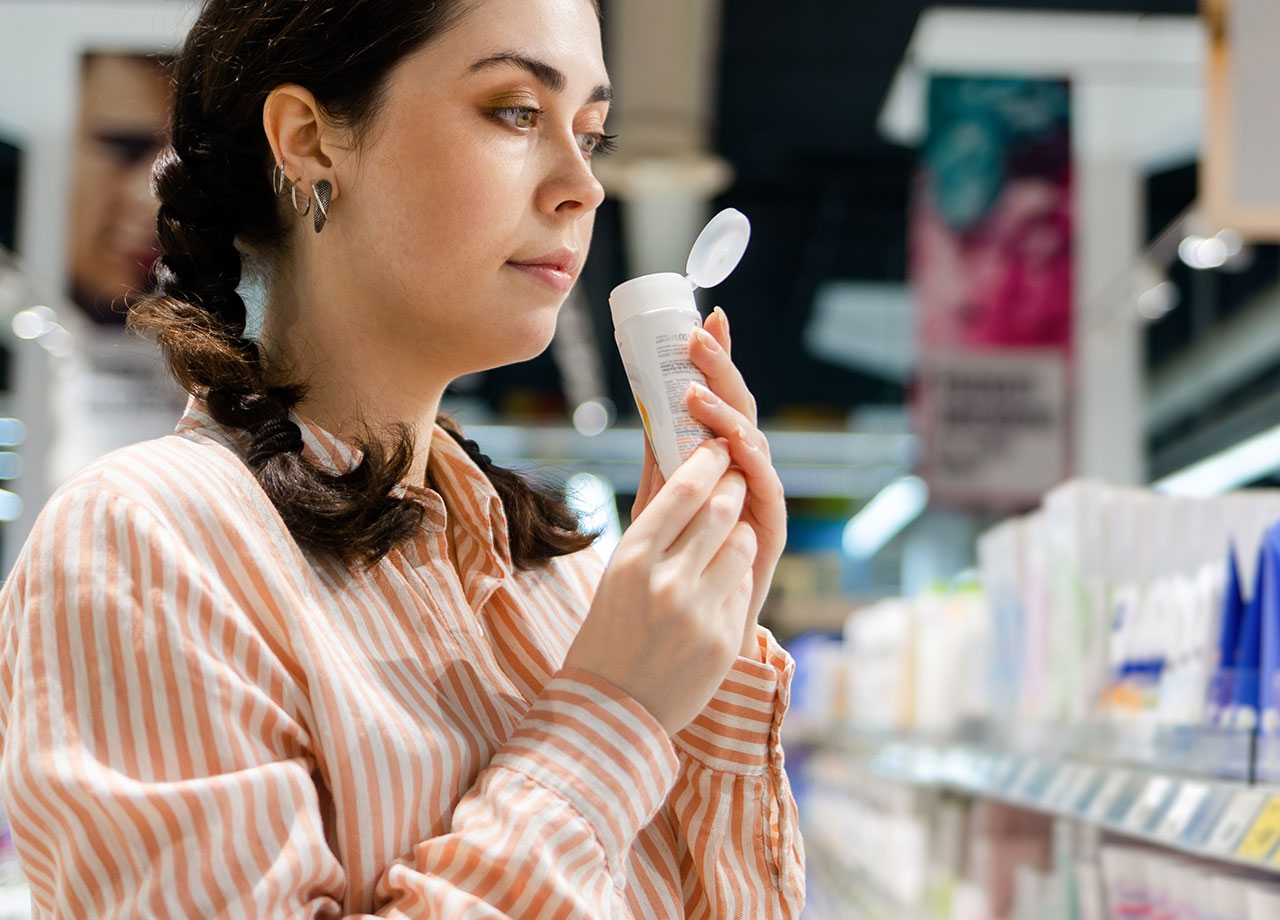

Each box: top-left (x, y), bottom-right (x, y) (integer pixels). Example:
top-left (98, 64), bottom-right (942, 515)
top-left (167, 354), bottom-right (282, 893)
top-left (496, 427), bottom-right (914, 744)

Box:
top-left (364, 141), bottom-right (523, 277)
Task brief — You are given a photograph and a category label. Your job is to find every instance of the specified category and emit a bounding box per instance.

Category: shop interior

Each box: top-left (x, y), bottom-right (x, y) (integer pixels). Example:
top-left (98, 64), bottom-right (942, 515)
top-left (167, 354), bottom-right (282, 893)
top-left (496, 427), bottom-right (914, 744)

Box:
top-left (7, 0), bottom-right (1280, 917)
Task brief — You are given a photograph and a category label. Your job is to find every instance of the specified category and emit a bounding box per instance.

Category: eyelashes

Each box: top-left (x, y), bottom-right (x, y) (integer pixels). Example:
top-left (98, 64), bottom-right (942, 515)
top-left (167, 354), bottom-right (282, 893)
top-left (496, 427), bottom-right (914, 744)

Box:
top-left (489, 106), bottom-right (619, 159)
top-left (580, 132), bottom-right (619, 157)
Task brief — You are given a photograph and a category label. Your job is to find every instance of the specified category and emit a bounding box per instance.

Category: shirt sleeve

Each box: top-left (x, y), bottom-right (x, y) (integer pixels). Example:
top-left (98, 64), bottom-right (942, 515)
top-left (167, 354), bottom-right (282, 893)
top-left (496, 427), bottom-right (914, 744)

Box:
top-left (0, 485), bottom-right (681, 919)
top-left (659, 626), bottom-right (807, 918)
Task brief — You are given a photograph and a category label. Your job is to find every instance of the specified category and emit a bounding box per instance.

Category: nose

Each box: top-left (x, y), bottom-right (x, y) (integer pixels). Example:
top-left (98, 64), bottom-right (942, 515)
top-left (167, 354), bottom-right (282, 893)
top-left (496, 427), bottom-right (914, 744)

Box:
top-left (537, 133), bottom-right (606, 218)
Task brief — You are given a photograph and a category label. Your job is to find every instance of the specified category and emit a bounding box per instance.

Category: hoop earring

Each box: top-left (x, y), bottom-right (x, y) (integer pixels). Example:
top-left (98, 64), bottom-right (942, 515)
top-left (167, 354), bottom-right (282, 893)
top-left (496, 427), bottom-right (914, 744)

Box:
top-left (291, 180), bottom-right (312, 217)
top-left (272, 161), bottom-right (288, 196)
top-left (312, 179), bottom-right (332, 234)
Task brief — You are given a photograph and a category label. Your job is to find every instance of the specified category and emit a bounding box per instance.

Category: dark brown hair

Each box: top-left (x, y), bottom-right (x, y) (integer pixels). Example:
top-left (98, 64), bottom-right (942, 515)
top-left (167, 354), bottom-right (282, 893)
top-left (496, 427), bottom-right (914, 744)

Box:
top-left (131, 0), bottom-right (598, 570)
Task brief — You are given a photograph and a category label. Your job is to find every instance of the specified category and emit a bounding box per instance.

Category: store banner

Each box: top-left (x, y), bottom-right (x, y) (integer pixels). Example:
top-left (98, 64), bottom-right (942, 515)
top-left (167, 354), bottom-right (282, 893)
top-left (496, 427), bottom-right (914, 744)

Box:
top-left (910, 75), bottom-right (1073, 507)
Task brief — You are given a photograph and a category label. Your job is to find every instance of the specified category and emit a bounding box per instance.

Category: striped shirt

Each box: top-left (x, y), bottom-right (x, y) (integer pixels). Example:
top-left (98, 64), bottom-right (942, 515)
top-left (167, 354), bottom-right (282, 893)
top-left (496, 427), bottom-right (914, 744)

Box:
top-left (0, 396), bottom-right (804, 918)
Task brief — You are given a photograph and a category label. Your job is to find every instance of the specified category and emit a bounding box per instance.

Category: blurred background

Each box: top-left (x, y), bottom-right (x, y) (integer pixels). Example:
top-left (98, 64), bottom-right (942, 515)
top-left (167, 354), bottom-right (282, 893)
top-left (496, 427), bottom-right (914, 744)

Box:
top-left (8, 0), bottom-right (1280, 918)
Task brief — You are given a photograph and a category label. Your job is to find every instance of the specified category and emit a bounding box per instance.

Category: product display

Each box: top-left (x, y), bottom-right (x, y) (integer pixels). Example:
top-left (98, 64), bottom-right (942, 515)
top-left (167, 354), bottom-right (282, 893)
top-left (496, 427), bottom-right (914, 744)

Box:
top-left (794, 481), bottom-right (1280, 758)
top-left (790, 480), bottom-right (1280, 918)
top-left (802, 745), bottom-right (1280, 920)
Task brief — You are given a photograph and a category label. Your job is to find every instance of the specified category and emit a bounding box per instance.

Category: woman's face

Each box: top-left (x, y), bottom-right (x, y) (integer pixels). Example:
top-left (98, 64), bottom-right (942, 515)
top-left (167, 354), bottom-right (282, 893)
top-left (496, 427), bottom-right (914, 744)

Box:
top-left (68, 54), bottom-right (170, 323)
top-left (324, 0), bottom-right (610, 382)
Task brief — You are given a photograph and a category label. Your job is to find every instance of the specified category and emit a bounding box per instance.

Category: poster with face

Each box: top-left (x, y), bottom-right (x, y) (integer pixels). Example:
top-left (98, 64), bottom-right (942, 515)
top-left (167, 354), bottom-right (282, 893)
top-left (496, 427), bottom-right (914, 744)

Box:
top-left (67, 51), bottom-right (172, 323)
top-left (47, 50), bottom-right (187, 495)
top-left (910, 76), bottom-right (1073, 508)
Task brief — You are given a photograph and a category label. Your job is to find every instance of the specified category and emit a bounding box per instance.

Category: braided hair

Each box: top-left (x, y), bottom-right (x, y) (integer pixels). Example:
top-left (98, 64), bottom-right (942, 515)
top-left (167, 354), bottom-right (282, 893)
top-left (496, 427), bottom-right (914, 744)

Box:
top-left (130, 0), bottom-right (599, 569)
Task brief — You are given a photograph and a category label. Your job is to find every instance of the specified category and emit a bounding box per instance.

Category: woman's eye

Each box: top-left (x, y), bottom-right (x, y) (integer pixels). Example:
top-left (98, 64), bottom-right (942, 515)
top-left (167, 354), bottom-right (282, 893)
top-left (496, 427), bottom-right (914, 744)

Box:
top-left (493, 106), bottom-right (542, 129)
top-left (577, 132), bottom-right (619, 158)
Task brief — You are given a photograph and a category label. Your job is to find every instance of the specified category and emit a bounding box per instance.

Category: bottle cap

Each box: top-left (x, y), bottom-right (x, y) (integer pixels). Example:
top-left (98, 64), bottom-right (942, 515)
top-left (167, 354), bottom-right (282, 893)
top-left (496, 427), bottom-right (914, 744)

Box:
top-left (609, 208), bottom-right (752, 328)
top-left (609, 273), bottom-right (695, 327)
top-left (685, 207), bottom-right (751, 288)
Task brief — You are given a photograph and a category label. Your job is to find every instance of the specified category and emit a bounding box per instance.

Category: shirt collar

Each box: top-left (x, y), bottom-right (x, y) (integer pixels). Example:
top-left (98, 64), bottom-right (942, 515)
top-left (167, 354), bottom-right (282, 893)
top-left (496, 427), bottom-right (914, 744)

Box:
top-left (176, 395), bottom-right (513, 577)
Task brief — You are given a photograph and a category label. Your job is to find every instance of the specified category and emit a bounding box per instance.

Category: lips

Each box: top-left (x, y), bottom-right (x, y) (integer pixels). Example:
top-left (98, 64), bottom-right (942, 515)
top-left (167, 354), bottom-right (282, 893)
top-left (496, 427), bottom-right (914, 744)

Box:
top-left (507, 248), bottom-right (580, 294)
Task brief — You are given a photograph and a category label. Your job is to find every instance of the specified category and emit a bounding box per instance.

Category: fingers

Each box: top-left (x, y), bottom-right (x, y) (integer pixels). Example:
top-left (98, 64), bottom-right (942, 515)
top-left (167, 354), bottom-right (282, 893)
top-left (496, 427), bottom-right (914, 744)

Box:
top-left (664, 468), bottom-right (747, 570)
top-left (690, 310), bottom-right (756, 425)
top-left (687, 383), bottom-right (787, 539)
top-left (706, 305), bottom-right (732, 355)
top-left (631, 434), bottom-right (663, 518)
top-left (701, 521), bottom-right (757, 612)
top-left (625, 437), bottom-right (732, 550)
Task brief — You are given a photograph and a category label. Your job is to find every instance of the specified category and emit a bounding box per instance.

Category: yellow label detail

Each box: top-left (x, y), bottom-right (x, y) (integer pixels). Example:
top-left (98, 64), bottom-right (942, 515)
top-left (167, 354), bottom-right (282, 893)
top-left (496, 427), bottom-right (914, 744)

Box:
top-left (1237, 795), bottom-right (1280, 861)
top-left (636, 397), bottom-right (654, 445)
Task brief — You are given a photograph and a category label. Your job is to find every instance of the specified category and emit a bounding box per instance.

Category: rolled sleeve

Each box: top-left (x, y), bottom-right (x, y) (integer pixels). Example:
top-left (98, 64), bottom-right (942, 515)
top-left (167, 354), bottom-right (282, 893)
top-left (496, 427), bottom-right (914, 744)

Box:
top-left (674, 627), bottom-right (794, 774)
top-left (489, 667), bottom-right (679, 879)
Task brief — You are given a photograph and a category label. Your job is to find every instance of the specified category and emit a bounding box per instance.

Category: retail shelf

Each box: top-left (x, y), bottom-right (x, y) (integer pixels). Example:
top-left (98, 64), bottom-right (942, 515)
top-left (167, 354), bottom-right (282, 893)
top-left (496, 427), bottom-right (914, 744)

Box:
top-left (799, 730), bottom-right (1280, 876)
top-left (802, 820), bottom-right (928, 920)
top-left (458, 423), bottom-right (915, 497)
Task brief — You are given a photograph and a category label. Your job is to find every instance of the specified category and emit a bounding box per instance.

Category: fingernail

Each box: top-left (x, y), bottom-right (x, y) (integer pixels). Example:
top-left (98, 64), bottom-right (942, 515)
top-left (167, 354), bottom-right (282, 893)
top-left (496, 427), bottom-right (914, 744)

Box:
top-left (695, 328), bottom-right (721, 352)
top-left (735, 425), bottom-right (760, 451)
top-left (713, 306), bottom-right (730, 331)
top-left (691, 383), bottom-right (718, 404)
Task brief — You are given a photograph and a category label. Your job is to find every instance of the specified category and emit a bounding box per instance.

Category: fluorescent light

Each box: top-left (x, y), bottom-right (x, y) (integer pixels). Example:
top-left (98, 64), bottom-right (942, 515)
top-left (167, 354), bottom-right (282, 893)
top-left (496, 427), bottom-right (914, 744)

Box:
top-left (842, 475), bottom-right (929, 559)
top-left (0, 419), bottom-right (25, 447)
top-left (564, 472), bottom-right (622, 563)
top-left (1154, 424), bottom-right (1280, 496)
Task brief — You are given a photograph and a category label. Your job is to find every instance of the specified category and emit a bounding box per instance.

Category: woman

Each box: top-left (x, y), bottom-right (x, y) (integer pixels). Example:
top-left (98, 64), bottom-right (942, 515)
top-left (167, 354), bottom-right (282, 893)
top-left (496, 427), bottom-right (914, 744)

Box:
top-left (0, 0), bottom-right (804, 916)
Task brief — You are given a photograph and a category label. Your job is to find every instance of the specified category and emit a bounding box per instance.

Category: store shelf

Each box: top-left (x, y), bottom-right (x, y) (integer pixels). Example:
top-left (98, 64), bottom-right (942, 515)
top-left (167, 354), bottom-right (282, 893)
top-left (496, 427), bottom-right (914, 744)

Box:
top-left (802, 820), bottom-right (928, 920)
top-left (801, 731), bottom-right (1280, 876)
top-left (460, 423), bottom-right (915, 497)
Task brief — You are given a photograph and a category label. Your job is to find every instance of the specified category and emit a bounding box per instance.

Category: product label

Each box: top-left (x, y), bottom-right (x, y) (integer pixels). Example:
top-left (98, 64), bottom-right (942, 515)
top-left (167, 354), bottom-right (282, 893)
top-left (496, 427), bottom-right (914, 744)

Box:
top-left (616, 312), bottom-right (714, 479)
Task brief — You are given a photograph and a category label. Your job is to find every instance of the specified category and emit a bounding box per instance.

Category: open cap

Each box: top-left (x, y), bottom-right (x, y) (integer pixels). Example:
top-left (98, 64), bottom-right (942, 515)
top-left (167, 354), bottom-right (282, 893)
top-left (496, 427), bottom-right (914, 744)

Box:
top-left (686, 208), bottom-right (751, 288)
top-left (609, 208), bottom-right (752, 328)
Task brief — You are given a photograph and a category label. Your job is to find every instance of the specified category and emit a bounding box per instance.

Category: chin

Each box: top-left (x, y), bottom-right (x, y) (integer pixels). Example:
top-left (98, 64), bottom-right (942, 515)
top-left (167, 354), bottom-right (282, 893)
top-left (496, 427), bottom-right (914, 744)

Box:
top-left (475, 315), bottom-right (561, 371)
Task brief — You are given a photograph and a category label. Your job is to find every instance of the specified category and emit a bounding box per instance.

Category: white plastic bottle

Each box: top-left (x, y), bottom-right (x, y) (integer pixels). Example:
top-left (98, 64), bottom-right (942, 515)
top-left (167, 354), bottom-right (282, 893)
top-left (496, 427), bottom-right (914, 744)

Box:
top-left (609, 208), bottom-right (751, 479)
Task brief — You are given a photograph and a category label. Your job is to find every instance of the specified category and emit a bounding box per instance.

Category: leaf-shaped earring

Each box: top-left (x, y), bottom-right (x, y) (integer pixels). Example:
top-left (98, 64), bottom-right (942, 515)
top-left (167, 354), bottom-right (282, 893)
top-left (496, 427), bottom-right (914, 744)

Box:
top-left (313, 180), bottom-right (332, 234)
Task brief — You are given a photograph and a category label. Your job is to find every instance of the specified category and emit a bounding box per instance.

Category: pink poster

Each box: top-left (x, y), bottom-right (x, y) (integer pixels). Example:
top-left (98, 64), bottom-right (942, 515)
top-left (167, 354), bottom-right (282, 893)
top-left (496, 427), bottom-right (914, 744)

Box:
top-left (911, 76), bottom-right (1073, 507)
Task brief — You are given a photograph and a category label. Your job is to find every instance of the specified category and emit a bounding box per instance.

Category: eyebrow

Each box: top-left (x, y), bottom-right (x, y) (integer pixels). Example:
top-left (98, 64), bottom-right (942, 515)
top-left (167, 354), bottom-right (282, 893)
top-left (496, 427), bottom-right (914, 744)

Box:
top-left (468, 52), bottom-right (613, 104)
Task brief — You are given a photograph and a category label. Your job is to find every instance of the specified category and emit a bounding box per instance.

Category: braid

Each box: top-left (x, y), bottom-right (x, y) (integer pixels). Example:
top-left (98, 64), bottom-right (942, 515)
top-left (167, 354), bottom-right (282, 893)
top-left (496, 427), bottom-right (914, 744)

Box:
top-left (130, 0), bottom-right (601, 571)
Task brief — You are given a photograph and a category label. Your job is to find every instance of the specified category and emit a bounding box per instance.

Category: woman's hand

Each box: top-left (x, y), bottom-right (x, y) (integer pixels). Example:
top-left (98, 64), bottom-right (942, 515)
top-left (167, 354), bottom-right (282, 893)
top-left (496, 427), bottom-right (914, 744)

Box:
top-left (566, 438), bottom-right (757, 735)
top-left (631, 307), bottom-right (786, 660)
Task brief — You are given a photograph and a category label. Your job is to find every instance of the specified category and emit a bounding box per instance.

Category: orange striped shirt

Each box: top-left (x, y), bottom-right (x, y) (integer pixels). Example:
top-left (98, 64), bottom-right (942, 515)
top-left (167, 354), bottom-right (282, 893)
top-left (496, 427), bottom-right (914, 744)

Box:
top-left (0, 396), bottom-right (804, 918)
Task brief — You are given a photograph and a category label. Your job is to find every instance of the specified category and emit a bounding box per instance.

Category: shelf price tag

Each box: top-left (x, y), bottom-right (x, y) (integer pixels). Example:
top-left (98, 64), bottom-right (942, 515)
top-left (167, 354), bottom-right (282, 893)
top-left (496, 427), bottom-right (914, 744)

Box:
top-left (1065, 765), bottom-right (1103, 815)
top-left (992, 755), bottom-right (1020, 788)
top-left (1122, 775), bottom-right (1176, 834)
top-left (1024, 762), bottom-right (1061, 802)
top-left (1042, 763), bottom-right (1080, 810)
top-left (1086, 770), bottom-right (1135, 824)
top-left (1154, 782), bottom-right (1209, 843)
top-left (1008, 759), bottom-right (1042, 799)
top-left (1205, 790), bottom-right (1269, 856)
top-left (1235, 795), bottom-right (1280, 862)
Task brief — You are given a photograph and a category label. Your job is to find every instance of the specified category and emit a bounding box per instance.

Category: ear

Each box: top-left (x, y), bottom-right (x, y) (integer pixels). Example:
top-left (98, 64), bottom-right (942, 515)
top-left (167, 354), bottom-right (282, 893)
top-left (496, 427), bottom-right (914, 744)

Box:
top-left (262, 83), bottom-right (340, 197)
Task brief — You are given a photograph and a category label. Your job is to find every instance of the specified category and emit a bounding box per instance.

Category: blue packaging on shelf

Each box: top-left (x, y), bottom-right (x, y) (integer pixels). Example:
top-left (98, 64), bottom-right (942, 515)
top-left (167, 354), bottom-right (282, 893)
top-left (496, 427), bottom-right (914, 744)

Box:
top-left (1261, 524), bottom-right (1280, 734)
top-left (1209, 543), bottom-right (1246, 725)
top-left (1229, 538), bottom-right (1265, 730)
